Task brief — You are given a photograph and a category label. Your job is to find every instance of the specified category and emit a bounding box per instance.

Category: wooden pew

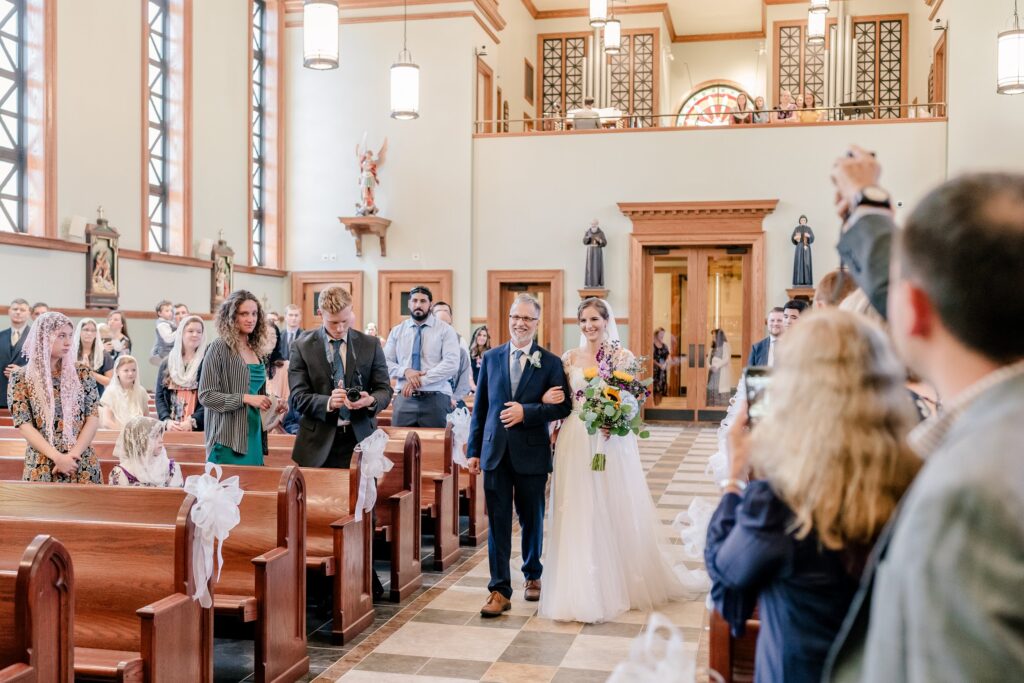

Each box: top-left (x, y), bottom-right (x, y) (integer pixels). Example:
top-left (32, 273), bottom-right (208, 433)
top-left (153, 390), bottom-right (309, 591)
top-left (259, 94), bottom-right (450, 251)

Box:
top-left (709, 609), bottom-right (758, 683)
top-left (0, 482), bottom-right (213, 682)
top-left (0, 464), bottom-right (308, 683)
top-left (0, 534), bottom-right (73, 683)
top-left (382, 426), bottom-right (460, 570)
top-left (94, 458), bottom-right (373, 645)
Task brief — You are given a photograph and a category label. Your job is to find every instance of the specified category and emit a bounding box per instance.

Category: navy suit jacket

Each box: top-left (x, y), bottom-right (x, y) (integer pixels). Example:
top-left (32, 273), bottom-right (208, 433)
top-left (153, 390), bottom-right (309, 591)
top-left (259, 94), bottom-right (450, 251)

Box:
top-left (0, 326), bottom-right (29, 409)
top-left (747, 336), bottom-right (772, 367)
top-left (467, 341), bottom-right (572, 475)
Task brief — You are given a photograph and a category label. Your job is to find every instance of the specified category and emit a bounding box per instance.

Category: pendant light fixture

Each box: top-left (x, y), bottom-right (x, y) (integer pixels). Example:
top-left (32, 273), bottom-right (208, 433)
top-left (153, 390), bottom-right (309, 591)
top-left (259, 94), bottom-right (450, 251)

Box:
top-left (390, 0), bottom-right (420, 118)
top-left (604, 0), bottom-right (622, 55)
top-left (303, 0), bottom-right (339, 70)
top-left (809, 0), bottom-right (830, 14)
top-left (589, 0), bottom-right (608, 28)
top-left (998, 0), bottom-right (1024, 94)
top-left (807, 8), bottom-right (826, 46)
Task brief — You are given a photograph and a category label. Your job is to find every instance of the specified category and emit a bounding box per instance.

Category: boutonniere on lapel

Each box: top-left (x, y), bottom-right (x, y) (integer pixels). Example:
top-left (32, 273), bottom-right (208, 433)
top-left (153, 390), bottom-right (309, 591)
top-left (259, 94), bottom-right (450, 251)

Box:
top-left (527, 350), bottom-right (542, 369)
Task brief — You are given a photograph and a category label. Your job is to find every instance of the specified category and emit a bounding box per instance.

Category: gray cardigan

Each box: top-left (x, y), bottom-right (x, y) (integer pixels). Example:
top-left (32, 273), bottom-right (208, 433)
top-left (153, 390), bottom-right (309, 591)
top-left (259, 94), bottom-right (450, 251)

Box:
top-left (198, 337), bottom-right (267, 456)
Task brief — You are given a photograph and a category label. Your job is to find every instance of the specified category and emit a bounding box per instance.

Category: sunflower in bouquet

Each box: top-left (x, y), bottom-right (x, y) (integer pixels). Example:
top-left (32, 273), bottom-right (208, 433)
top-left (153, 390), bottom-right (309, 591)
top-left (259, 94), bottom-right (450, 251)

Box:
top-left (577, 340), bottom-right (653, 471)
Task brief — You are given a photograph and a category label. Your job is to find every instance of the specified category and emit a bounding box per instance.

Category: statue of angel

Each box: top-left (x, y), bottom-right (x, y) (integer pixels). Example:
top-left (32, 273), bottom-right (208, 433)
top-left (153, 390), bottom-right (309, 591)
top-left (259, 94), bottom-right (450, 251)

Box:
top-left (355, 136), bottom-right (388, 216)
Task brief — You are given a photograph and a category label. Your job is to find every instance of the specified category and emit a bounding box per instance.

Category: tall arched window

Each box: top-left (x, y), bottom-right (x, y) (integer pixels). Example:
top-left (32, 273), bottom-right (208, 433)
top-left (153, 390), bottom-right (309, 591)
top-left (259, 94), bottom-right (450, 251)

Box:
top-left (676, 83), bottom-right (750, 127)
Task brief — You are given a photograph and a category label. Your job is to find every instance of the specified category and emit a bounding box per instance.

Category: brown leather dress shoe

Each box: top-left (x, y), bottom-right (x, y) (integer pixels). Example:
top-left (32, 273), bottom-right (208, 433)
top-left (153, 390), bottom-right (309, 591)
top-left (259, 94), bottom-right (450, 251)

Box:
top-left (480, 591), bottom-right (512, 617)
top-left (524, 579), bottom-right (541, 602)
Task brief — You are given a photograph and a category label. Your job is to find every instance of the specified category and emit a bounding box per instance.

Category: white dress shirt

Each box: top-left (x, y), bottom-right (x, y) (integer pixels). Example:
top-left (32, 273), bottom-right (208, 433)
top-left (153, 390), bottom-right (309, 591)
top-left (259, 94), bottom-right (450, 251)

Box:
top-left (767, 336), bottom-right (777, 367)
top-left (384, 315), bottom-right (461, 395)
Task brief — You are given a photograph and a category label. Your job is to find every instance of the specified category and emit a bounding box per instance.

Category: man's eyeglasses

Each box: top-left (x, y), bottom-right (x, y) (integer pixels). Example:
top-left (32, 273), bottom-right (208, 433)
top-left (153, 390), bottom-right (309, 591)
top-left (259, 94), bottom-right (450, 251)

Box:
top-left (509, 315), bottom-right (538, 323)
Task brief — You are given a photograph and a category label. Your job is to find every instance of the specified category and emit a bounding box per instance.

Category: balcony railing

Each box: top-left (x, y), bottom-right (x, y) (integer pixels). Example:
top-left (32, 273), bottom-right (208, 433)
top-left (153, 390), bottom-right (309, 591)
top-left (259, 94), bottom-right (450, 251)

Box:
top-left (473, 102), bottom-right (947, 136)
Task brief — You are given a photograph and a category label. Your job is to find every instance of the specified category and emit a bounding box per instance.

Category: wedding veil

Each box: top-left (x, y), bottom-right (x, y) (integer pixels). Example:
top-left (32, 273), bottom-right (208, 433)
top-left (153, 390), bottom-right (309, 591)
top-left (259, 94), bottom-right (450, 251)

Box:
top-left (578, 298), bottom-right (621, 348)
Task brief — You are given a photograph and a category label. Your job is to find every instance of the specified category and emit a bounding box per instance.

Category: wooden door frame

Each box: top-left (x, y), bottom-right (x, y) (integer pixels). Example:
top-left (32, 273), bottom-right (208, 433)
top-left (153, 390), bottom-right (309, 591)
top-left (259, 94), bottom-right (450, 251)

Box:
top-left (477, 58), bottom-right (494, 134)
top-left (932, 30), bottom-right (947, 115)
top-left (290, 271), bottom-right (364, 330)
top-left (487, 270), bottom-right (564, 353)
top-left (378, 270), bottom-right (453, 335)
top-left (622, 200), bottom-right (777, 417)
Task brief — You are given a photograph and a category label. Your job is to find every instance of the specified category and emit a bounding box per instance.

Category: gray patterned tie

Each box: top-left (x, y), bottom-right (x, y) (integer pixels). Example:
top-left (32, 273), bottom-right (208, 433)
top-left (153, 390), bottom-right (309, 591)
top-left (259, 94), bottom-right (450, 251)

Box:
top-left (510, 349), bottom-right (524, 395)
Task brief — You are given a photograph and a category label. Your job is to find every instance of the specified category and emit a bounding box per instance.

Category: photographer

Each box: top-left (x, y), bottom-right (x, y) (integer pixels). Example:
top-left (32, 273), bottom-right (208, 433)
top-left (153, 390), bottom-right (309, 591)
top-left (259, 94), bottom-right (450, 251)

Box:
top-left (287, 286), bottom-right (393, 468)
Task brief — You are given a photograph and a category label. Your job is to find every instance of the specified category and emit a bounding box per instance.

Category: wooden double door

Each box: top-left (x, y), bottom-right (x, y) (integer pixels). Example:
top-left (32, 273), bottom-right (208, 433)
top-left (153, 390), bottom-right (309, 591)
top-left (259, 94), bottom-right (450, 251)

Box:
top-left (648, 246), bottom-right (752, 421)
top-left (487, 270), bottom-right (564, 353)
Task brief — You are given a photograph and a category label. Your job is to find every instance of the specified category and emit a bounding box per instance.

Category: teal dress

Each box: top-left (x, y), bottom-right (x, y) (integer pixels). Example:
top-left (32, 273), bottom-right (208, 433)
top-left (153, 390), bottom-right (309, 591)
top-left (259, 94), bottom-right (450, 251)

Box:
top-left (209, 364), bottom-right (266, 466)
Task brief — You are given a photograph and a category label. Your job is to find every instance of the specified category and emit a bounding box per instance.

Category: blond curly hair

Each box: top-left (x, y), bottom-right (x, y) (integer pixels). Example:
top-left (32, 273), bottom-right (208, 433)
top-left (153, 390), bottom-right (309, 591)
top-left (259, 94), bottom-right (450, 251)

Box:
top-left (751, 309), bottom-right (921, 550)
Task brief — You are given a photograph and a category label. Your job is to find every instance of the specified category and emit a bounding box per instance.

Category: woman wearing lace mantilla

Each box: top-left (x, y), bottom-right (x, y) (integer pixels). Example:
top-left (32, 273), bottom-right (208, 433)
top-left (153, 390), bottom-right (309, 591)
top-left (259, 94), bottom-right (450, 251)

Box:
top-left (537, 297), bottom-right (704, 623)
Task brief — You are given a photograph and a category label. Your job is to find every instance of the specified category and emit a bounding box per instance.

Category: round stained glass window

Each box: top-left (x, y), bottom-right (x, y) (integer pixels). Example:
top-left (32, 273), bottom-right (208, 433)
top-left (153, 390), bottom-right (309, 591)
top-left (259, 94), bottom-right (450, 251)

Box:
top-left (676, 84), bottom-right (749, 127)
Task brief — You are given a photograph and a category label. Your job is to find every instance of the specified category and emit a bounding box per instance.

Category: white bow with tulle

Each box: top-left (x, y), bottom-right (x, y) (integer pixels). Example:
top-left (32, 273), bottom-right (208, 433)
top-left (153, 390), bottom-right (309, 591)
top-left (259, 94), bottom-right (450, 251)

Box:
top-left (446, 407), bottom-right (471, 468)
top-left (183, 462), bottom-right (244, 608)
top-left (607, 613), bottom-right (700, 683)
top-left (354, 429), bottom-right (394, 522)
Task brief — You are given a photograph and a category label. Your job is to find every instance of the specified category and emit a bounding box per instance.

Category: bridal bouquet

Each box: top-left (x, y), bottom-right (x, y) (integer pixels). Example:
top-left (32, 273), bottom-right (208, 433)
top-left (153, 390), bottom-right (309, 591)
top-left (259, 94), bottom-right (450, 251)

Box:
top-left (577, 340), bottom-right (652, 471)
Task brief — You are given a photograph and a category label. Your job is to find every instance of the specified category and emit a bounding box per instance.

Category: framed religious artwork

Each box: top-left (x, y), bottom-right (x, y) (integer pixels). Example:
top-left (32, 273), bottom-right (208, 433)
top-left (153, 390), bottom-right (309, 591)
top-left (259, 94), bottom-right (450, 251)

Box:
top-left (524, 59), bottom-right (535, 106)
top-left (85, 207), bottom-right (120, 309)
top-left (210, 233), bottom-right (235, 311)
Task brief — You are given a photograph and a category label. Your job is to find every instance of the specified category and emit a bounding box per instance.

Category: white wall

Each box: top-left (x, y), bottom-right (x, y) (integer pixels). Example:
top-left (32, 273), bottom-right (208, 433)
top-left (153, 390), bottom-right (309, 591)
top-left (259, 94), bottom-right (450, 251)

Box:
top-left (285, 16), bottom-right (482, 330)
top-left (670, 39), bottom-right (767, 113)
top-left (473, 120), bottom-right (948, 347)
top-left (945, 0), bottom-right (1024, 174)
top-left (490, 0), bottom-right (537, 121)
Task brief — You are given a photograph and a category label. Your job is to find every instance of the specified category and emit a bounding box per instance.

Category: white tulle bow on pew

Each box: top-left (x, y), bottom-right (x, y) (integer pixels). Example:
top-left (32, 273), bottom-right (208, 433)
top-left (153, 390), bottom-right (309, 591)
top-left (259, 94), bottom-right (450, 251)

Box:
top-left (608, 613), bottom-right (712, 683)
top-left (183, 462), bottom-right (244, 608)
top-left (354, 429), bottom-right (394, 522)
top-left (446, 407), bottom-right (471, 468)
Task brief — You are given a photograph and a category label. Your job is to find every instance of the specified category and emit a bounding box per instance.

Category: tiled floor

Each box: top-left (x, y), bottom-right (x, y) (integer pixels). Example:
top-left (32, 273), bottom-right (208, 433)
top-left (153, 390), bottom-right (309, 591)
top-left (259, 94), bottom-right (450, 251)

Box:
top-left (212, 425), bottom-right (719, 682)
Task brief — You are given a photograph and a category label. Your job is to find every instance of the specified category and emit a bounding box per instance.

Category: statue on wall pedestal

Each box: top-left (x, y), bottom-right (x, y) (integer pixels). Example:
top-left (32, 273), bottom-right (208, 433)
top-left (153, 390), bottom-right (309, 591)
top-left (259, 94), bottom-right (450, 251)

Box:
top-left (85, 206), bottom-right (120, 309)
top-left (791, 215), bottom-right (815, 287)
top-left (355, 136), bottom-right (388, 216)
top-left (583, 219), bottom-right (607, 288)
top-left (210, 231), bottom-right (235, 311)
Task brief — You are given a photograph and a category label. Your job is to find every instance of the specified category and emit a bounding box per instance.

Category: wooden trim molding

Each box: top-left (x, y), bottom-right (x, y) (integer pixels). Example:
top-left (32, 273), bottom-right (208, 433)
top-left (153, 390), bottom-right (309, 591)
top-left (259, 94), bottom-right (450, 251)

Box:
top-left (0, 305), bottom-right (215, 320)
top-left (283, 0), bottom-right (505, 38)
top-left (520, 0), bottom-right (538, 19)
top-left (236, 264), bottom-right (289, 277)
top-left (486, 270), bottom-right (564, 353)
top-left (0, 232), bottom-right (87, 253)
top-left (928, 0), bottom-right (944, 21)
top-left (283, 10), bottom-right (500, 43)
top-left (619, 200), bottom-right (780, 223)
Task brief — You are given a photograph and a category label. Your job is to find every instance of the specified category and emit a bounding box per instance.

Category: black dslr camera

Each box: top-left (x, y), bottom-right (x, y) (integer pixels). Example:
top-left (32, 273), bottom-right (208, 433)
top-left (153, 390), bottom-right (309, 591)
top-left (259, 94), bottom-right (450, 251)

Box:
top-left (345, 371), bottom-right (365, 403)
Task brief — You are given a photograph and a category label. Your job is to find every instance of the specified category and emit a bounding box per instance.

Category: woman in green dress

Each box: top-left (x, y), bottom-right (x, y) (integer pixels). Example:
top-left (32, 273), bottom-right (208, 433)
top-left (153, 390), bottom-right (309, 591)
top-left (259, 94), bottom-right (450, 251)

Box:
top-left (199, 290), bottom-right (284, 465)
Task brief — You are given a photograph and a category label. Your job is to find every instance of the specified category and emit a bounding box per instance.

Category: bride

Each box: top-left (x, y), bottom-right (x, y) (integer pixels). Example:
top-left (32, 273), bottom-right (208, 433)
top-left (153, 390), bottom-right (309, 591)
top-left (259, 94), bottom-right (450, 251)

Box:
top-left (538, 297), bottom-right (695, 623)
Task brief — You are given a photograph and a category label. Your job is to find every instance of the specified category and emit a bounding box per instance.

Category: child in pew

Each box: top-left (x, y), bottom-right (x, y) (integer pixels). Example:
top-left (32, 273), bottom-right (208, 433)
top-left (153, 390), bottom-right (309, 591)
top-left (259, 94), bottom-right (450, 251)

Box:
top-left (7, 312), bottom-right (102, 483)
top-left (99, 356), bottom-right (151, 430)
top-left (108, 416), bottom-right (183, 487)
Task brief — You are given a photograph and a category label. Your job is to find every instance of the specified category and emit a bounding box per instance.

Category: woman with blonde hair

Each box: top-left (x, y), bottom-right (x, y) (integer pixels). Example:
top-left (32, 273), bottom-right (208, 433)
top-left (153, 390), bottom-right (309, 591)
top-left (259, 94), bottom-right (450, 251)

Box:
top-left (156, 314), bottom-right (207, 432)
top-left (705, 309), bottom-right (921, 683)
top-left (108, 416), bottom-right (183, 487)
top-left (72, 318), bottom-right (114, 394)
top-left (99, 355), bottom-right (150, 430)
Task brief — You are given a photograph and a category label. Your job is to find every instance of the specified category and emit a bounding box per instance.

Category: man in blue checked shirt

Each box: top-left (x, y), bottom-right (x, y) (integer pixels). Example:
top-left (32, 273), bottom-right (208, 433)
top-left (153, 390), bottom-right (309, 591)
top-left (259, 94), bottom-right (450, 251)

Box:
top-left (383, 286), bottom-right (461, 427)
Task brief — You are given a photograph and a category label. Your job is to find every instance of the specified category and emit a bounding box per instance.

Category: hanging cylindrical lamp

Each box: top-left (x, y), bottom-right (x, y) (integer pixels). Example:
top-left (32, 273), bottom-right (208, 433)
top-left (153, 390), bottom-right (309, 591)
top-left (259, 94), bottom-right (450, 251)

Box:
top-left (303, 0), bottom-right (339, 70)
top-left (809, 0), bottom-right (830, 14)
top-left (998, 0), bottom-right (1024, 94)
top-left (604, 17), bottom-right (622, 55)
top-left (807, 9), bottom-right (826, 46)
top-left (589, 0), bottom-right (608, 28)
top-left (390, 0), bottom-right (420, 118)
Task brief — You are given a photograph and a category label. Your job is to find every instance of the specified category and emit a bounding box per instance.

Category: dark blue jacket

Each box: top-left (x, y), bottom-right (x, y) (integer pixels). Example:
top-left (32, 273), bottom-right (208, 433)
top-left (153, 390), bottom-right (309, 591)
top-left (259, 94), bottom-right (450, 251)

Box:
top-left (705, 480), bottom-right (860, 683)
top-left (747, 336), bottom-right (772, 367)
top-left (467, 341), bottom-right (572, 474)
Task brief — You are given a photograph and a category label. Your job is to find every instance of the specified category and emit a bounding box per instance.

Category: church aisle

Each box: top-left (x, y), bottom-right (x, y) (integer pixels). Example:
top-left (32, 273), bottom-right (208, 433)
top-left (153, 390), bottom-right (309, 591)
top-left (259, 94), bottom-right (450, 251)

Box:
top-left (311, 425), bottom-right (720, 683)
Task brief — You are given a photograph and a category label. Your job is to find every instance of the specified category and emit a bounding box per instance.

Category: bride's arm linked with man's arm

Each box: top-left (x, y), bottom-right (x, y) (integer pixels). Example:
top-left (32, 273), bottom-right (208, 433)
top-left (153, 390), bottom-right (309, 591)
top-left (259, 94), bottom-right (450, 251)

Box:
top-left (519, 349), bottom-right (573, 426)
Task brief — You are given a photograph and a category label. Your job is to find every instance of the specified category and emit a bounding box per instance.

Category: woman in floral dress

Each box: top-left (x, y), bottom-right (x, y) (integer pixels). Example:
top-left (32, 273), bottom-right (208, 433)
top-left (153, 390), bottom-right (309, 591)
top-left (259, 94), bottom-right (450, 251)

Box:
top-left (7, 312), bottom-right (102, 483)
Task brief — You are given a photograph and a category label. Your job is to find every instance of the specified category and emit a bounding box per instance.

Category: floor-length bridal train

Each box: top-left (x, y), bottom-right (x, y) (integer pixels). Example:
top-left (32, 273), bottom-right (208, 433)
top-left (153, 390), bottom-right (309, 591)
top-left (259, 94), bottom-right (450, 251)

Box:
top-left (540, 365), bottom-right (699, 624)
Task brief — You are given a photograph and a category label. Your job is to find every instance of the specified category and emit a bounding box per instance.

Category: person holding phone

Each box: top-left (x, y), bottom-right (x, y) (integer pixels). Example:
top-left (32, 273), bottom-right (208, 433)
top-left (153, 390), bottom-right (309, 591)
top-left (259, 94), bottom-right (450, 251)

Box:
top-left (705, 310), bottom-right (921, 683)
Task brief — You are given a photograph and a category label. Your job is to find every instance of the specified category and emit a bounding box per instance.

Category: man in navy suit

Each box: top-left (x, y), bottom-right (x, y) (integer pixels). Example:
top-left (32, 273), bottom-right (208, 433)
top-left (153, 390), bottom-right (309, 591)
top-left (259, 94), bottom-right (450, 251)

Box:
top-left (747, 307), bottom-right (784, 367)
top-left (467, 293), bottom-right (572, 617)
top-left (1, 299), bottom-right (31, 409)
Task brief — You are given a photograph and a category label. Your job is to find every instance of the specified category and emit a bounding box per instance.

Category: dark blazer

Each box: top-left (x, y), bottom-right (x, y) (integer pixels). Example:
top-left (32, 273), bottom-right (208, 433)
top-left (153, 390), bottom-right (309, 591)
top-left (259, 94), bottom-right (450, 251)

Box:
top-left (0, 326), bottom-right (29, 409)
top-left (467, 342), bottom-right (572, 475)
top-left (154, 358), bottom-right (206, 431)
top-left (277, 327), bottom-right (304, 361)
top-left (288, 327), bottom-right (393, 468)
top-left (837, 212), bottom-right (893, 320)
top-left (747, 336), bottom-right (771, 367)
top-left (706, 480), bottom-right (861, 683)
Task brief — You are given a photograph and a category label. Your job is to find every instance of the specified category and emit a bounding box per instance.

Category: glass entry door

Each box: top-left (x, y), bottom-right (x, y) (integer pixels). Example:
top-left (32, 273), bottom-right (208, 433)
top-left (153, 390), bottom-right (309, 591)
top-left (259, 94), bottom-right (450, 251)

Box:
top-left (650, 247), bottom-right (747, 419)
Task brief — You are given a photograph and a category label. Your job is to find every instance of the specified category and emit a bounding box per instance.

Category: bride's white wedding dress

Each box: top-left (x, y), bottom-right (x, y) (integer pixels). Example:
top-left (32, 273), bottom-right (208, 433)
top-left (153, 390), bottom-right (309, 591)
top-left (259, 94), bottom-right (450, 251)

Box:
top-left (539, 355), bottom-right (698, 623)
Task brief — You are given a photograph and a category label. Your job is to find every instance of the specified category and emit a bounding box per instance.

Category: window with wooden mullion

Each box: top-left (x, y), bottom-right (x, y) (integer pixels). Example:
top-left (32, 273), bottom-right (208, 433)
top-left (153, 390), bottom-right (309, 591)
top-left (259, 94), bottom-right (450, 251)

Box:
top-left (0, 0), bottom-right (26, 233)
top-left (250, 0), bottom-right (266, 266)
top-left (147, 0), bottom-right (169, 252)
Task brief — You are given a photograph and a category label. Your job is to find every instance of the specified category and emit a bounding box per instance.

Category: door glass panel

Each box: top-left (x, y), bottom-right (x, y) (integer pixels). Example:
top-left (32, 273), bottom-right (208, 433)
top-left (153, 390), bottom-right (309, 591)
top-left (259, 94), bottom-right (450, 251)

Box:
top-left (704, 253), bottom-right (744, 407)
top-left (651, 255), bottom-right (688, 408)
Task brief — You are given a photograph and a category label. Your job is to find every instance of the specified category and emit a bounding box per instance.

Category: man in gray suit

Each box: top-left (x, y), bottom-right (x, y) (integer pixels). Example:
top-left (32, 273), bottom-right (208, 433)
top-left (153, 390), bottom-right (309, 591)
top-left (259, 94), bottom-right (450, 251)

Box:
top-left (825, 147), bottom-right (1024, 681)
top-left (288, 285), bottom-right (393, 469)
